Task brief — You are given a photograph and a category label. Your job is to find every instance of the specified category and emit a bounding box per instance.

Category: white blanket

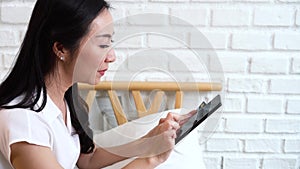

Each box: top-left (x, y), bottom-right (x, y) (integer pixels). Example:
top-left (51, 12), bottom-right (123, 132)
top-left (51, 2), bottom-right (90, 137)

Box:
top-left (94, 109), bottom-right (206, 169)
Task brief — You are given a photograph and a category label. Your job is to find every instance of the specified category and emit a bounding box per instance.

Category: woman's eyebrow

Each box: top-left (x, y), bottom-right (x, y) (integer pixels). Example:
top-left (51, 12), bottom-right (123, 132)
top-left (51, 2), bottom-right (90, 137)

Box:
top-left (95, 32), bottom-right (115, 38)
top-left (95, 34), bottom-right (111, 38)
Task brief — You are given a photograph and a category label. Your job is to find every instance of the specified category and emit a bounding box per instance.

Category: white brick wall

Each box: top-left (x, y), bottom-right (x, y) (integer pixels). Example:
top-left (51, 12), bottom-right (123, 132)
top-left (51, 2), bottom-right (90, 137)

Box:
top-left (266, 118), bottom-right (300, 133)
top-left (245, 139), bottom-right (281, 153)
top-left (231, 32), bottom-right (272, 50)
top-left (250, 54), bottom-right (289, 74)
top-left (292, 57), bottom-right (300, 73)
top-left (191, 31), bottom-right (228, 49)
top-left (1, 0), bottom-right (300, 168)
top-left (1, 4), bottom-right (33, 24)
top-left (210, 52), bottom-right (248, 73)
top-left (223, 96), bottom-right (244, 113)
top-left (212, 8), bottom-right (251, 27)
top-left (170, 8), bottom-right (208, 26)
top-left (270, 79), bottom-right (300, 94)
top-left (228, 78), bottom-right (266, 93)
top-left (0, 30), bottom-right (19, 47)
top-left (223, 157), bottom-right (259, 169)
top-left (253, 7), bottom-right (294, 26)
top-left (296, 10), bottom-right (300, 25)
top-left (203, 156), bottom-right (221, 169)
top-left (3, 53), bottom-right (16, 69)
top-left (285, 139), bottom-right (300, 153)
top-left (247, 97), bottom-right (283, 114)
top-left (206, 138), bottom-right (242, 152)
top-left (274, 33), bottom-right (300, 50)
top-left (263, 157), bottom-right (297, 169)
top-left (287, 99), bottom-right (300, 114)
top-left (225, 117), bottom-right (263, 133)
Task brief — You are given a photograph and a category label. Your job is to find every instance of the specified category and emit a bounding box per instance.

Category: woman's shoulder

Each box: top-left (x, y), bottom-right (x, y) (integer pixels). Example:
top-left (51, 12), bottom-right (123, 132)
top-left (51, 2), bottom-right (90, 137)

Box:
top-left (0, 107), bottom-right (53, 165)
top-left (0, 108), bottom-right (45, 129)
top-left (0, 107), bottom-right (52, 146)
top-left (0, 105), bottom-right (39, 117)
top-left (0, 95), bottom-right (42, 120)
top-left (0, 95), bottom-right (50, 131)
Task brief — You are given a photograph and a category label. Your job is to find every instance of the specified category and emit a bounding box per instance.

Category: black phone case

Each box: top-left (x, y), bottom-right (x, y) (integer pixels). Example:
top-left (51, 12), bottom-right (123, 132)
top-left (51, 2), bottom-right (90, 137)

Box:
top-left (175, 95), bottom-right (222, 144)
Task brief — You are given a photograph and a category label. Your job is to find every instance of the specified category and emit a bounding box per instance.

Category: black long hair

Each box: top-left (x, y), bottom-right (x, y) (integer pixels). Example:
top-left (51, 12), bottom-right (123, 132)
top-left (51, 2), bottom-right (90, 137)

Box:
top-left (0, 0), bottom-right (110, 154)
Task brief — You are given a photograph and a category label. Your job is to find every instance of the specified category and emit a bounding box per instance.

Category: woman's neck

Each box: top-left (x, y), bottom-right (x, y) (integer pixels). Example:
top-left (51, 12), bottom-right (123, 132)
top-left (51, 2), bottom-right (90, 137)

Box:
top-left (45, 70), bottom-right (72, 124)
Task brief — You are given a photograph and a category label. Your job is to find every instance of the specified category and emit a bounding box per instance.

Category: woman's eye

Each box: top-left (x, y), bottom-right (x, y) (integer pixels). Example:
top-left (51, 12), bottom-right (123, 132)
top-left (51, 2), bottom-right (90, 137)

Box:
top-left (99, 40), bottom-right (114, 49)
top-left (99, 45), bottom-right (110, 48)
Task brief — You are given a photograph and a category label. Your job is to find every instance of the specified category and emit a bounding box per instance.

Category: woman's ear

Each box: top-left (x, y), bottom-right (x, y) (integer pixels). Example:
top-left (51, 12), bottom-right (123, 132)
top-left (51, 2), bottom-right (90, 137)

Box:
top-left (52, 42), bottom-right (70, 61)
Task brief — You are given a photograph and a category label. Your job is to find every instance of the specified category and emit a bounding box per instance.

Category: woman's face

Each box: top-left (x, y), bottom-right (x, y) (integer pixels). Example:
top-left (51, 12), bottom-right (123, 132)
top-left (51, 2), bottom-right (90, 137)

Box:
top-left (72, 9), bottom-right (116, 85)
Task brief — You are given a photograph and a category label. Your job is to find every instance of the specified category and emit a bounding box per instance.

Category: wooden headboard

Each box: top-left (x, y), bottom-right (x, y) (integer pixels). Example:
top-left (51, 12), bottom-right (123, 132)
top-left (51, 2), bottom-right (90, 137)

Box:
top-left (78, 81), bottom-right (222, 125)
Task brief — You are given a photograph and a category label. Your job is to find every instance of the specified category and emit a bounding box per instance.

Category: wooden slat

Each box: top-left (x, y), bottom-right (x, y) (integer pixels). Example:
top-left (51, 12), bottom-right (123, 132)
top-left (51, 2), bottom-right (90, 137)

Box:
top-left (79, 81), bottom-right (222, 91)
top-left (146, 91), bottom-right (165, 116)
top-left (175, 91), bottom-right (183, 109)
top-left (131, 90), bottom-right (147, 117)
top-left (85, 90), bottom-right (97, 109)
top-left (107, 90), bottom-right (128, 125)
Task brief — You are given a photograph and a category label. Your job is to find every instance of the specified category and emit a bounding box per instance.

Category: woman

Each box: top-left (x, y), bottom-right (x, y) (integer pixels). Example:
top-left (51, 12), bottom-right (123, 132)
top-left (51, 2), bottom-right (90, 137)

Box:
top-left (0, 0), bottom-right (195, 168)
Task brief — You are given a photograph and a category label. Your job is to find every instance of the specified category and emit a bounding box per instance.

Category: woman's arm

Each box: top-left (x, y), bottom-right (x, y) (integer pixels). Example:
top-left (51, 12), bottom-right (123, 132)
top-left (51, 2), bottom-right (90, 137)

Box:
top-left (76, 132), bottom-right (172, 169)
top-left (77, 113), bottom-right (180, 169)
top-left (121, 145), bottom-right (173, 169)
top-left (77, 146), bottom-right (128, 169)
top-left (10, 142), bottom-right (64, 169)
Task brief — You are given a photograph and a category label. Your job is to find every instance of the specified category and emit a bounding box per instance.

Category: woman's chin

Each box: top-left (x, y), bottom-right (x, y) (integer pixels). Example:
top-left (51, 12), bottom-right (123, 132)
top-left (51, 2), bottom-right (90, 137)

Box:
top-left (74, 79), bottom-right (100, 85)
top-left (93, 77), bottom-right (103, 85)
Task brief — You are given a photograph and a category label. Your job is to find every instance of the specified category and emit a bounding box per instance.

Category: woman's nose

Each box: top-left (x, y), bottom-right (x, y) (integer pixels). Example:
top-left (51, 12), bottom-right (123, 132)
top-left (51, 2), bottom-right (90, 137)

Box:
top-left (105, 48), bottom-right (116, 63)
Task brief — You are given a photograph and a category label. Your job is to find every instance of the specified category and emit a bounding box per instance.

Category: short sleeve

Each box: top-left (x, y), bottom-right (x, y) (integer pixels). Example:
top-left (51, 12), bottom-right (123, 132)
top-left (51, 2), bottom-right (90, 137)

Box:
top-left (0, 108), bottom-right (52, 163)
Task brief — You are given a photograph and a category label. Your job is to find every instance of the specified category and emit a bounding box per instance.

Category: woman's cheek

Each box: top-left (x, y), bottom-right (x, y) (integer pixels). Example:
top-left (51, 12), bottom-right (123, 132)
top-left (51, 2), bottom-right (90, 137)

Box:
top-left (72, 54), bottom-right (92, 83)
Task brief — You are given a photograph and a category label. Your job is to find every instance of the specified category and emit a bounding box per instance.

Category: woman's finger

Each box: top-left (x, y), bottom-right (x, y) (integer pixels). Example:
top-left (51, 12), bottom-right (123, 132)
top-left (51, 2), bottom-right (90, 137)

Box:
top-left (159, 118), bottom-right (166, 124)
top-left (159, 112), bottom-right (174, 124)
top-left (171, 129), bottom-right (177, 139)
top-left (161, 119), bottom-right (180, 131)
top-left (170, 110), bottom-right (197, 126)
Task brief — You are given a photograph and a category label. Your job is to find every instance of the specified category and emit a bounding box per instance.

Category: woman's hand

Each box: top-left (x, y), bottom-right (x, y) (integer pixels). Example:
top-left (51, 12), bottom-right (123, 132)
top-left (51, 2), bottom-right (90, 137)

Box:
top-left (159, 110), bottom-right (197, 127)
top-left (123, 113), bottom-right (181, 168)
top-left (140, 111), bottom-right (197, 167)
top-left (141, 113), bottom-right (180, 156)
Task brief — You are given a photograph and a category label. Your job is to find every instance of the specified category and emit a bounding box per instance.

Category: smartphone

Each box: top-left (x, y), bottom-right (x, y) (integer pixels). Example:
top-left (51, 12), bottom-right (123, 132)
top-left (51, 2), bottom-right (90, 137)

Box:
top-left (175, 95), bottom-right (222, 144)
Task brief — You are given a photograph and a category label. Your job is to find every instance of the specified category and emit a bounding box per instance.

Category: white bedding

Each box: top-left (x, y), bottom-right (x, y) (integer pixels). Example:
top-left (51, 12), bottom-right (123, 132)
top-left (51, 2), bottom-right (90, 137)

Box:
top-left (94, 109), bottom-right (206, 169)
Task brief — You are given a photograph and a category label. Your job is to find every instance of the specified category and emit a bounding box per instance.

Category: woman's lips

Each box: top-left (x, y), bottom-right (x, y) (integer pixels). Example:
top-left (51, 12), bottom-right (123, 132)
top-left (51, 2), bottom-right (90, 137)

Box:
top-left (98, 69), bottom-right (107, 76)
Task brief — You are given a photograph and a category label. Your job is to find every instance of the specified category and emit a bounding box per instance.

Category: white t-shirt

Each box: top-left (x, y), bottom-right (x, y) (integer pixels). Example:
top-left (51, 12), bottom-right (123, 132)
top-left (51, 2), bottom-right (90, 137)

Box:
top-left (0, 95), bottom-right (81, 169)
